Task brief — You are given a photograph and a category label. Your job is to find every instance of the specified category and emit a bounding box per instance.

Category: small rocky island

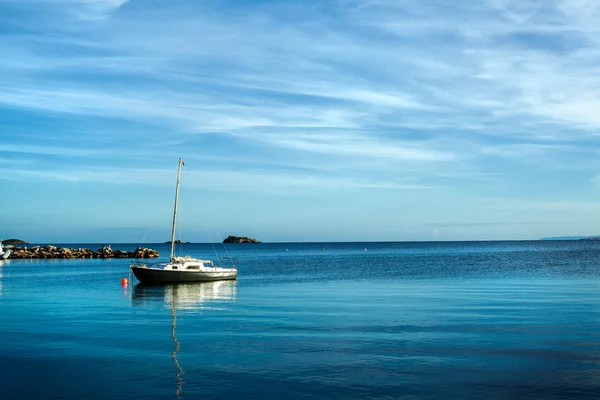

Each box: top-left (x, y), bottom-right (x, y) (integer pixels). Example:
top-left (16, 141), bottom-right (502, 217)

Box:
top-left (3, 238), bottom-right (29, 244)
top-left (222, 235), bottom-right (261, 244)
top-left (6, 245), bottom-right (159, 259)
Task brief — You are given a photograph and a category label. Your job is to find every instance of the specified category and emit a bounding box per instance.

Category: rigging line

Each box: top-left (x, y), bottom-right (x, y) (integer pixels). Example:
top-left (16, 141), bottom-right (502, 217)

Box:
top-left (207, 232), bottom-right (221, 267)
top-left (177, 229), bottom-right (183, 257)
top-left (138, 227), bottom-right (150, 249)
top-left (216, 233), bottom-right (235, 268)
top-left (193, 211), bottom-right (224, 267)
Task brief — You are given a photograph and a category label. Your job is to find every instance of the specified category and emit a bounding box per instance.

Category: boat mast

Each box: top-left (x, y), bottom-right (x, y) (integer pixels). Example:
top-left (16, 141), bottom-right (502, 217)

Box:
top-left (170, 157), bottom-right (183, 262)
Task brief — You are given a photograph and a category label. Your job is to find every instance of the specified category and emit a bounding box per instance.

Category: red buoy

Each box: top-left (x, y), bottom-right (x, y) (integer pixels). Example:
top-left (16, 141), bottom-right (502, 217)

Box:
top-left (121, 278), bottom-right (128, 285)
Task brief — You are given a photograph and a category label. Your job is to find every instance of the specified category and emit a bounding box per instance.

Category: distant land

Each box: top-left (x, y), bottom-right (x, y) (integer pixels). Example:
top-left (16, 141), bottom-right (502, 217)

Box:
top-left (541, 236), bottom-right (600, 241)
top-left (223, 235), bottom-right (261, 244)
top-left (2, 238), bottom-right (29, 244)
top-left (165, 240), bottom-right (190, 244)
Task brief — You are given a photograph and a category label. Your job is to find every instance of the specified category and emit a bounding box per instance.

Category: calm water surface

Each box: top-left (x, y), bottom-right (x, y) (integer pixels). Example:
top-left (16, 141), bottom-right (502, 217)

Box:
top-left (1, 241), bottom-right (600, 399)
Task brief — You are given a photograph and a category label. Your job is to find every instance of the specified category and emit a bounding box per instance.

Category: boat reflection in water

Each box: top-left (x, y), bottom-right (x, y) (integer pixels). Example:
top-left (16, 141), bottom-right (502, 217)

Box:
top-left (131, 281), bottom-right (237, 399)
top-left (131, 280), bottom-right (238, 311)
top-left (0, 259), bottom-right (10, 296)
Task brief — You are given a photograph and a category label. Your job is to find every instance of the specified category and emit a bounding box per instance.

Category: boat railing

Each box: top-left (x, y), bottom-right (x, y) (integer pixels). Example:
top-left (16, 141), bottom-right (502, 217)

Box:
top-left (130, 261), bottom-right (147, 268)
top-left (172, 256), bottom-right (213, 263)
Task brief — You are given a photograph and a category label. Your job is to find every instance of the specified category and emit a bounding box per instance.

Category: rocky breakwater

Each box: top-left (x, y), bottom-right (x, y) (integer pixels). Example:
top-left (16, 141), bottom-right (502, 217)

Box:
top-left (7, 245), bottom-right (159, 259)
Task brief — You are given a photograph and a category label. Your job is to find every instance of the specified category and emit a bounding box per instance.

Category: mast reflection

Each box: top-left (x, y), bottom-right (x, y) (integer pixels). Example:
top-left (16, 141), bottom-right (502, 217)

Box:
top-left (131, 281), bottom-right (237, 399)
top-left (170, 297), bottom-right (183, 399)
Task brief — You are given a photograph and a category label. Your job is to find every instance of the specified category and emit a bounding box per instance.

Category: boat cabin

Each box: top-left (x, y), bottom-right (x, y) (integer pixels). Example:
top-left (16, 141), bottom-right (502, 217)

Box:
top-left (164, 256), bottom-right (216, 271)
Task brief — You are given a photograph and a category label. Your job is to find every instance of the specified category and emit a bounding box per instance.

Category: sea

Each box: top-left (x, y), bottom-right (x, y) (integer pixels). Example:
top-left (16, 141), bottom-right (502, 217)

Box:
top-left (1, 240), bottom-right (600, 399)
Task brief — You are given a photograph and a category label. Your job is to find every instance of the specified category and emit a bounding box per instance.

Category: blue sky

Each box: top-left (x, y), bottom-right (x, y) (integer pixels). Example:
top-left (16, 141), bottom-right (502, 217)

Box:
top-left (1, 0), bottom-right (600, 243)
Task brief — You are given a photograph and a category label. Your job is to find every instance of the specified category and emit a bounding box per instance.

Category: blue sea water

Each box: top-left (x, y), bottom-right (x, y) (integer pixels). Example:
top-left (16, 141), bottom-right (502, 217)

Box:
top-left (2, 241), bottom-right (600, 399)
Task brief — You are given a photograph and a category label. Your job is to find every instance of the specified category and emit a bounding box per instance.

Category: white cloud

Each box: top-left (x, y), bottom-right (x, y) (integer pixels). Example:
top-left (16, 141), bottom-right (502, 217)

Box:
top-left (0, 143), bottom-right (104, 157)
top-left (248, 131), bottom-right (454, 162)
top-left (0, 165), bottom-right (437, 194)
top-left (2, 0), bottom-right (600, 190)
top-left (71, 0), bottom-right (129, 19)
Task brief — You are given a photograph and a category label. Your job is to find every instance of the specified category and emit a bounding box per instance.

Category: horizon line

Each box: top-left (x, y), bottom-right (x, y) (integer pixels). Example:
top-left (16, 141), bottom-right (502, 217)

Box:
top-left (6, 238), bottom-right (599, 246)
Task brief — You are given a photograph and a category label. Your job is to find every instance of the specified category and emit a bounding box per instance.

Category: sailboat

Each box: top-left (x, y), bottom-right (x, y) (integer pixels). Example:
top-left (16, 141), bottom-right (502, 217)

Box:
top-left (130, 157), bottom-right (238, 283)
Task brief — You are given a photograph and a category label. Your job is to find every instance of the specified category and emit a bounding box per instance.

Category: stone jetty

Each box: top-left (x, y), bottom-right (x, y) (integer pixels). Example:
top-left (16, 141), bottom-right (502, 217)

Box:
top-left (5, 245), bottom-right (159, 259)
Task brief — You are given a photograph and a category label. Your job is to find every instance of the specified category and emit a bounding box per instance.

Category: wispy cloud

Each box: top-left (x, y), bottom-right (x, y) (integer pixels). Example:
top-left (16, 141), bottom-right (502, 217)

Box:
top-left (246, 130), bottom-right (455, 162)
top-left (0, 143), bottom-right (104, 157)
top-left (65, 0), bottom-right (130, 19)
top-left (2, 0), bottom-right (600, 240)
top-left (0, 166), bottom-right (437, 194)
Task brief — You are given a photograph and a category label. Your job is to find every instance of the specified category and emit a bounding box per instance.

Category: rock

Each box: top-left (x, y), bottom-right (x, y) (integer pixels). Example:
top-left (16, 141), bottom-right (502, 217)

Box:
top-left (131, 247), bottom-right (160, 258)
top-left (223, 235), bottom-right (261, 244)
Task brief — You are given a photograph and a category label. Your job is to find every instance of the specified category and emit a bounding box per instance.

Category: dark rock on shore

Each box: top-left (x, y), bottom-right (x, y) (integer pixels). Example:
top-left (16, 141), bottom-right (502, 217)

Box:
top-left (223, 235), bottom-right (261, 244)
top-left (6, 245), bottom-right (159, 259)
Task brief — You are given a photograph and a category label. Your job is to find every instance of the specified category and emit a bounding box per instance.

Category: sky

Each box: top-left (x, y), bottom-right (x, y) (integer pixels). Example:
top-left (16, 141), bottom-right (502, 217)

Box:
top-left (1, 0), bottom-right (600, 243)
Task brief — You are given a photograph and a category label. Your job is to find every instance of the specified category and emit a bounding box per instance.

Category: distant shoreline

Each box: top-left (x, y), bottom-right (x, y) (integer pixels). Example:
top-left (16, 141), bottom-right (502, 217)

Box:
top-left (541, 236), bottom-right (600, 241)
